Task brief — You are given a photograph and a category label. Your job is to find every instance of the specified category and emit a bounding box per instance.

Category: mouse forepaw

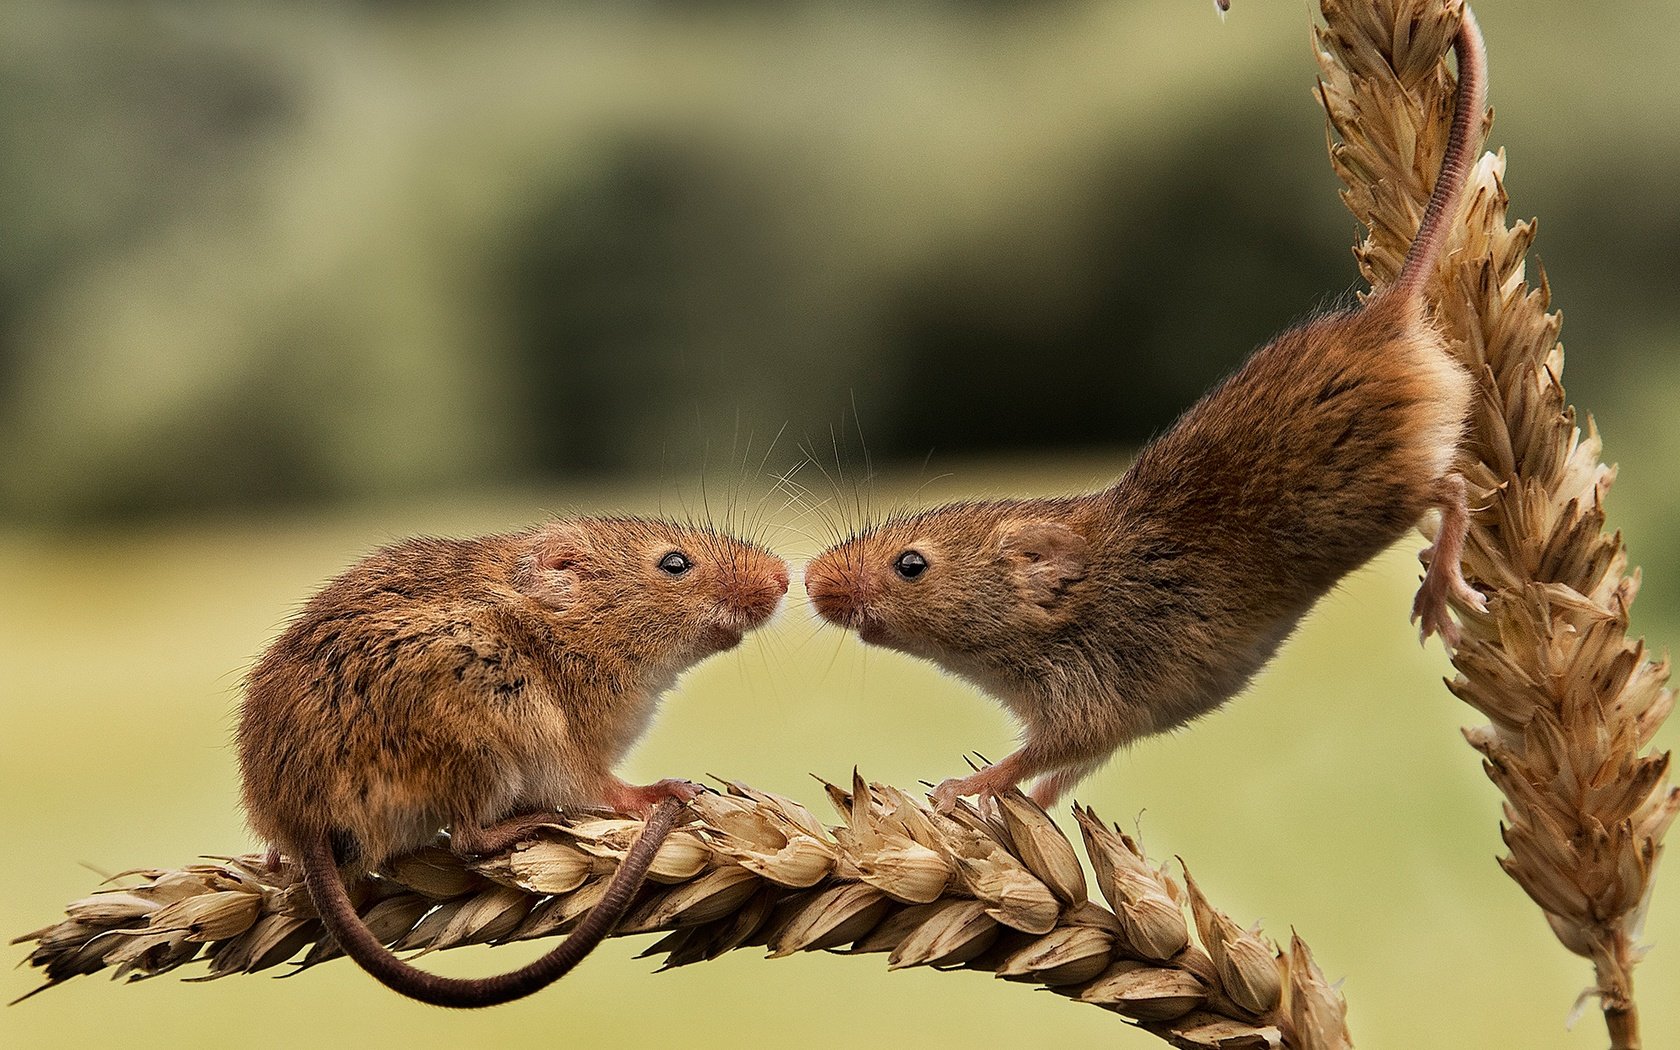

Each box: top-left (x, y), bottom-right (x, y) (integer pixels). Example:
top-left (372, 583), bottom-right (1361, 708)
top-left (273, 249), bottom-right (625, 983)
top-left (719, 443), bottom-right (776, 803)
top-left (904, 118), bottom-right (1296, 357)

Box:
top-left (930, 769), bottom-right (1017, 816)
top-left (646, 778), bottom-right (705, 805)
top-left (1412, 602), bottom-right (1461, 647)
top-left (930, 778), bottom-right (966, 814)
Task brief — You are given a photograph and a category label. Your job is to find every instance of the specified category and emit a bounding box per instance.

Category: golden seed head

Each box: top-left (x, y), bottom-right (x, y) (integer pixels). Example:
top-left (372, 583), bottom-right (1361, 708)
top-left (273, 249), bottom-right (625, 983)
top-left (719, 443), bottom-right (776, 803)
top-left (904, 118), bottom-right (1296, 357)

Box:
top-left (491, 840), bottom-right (596, 894)
top-left (851, 835), bottom-right (954, 904)
top-left (616, 866), bottom-right (761, 934)
top-left (1119, 892), bottom-right (1193, 963)
top-left (1219, 931), bottom-right (1284, 1016)
top-left (381, 846), bottom-right (477, 899)
top-left (1287, 933), bottom-right (1352, 1050)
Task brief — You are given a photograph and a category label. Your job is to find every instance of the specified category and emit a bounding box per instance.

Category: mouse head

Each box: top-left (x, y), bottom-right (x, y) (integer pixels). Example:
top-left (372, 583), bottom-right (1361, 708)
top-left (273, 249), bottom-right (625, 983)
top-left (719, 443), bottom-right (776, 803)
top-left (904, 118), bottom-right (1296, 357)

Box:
top-left (803, 499), bottom-right (1089, 664)
top-left (518, 517), bottom-right (789, 663)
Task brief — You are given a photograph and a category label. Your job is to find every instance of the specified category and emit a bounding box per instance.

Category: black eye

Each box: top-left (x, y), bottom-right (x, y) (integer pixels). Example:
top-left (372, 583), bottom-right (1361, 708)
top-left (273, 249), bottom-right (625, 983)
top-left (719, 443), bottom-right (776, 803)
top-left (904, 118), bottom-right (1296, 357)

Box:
top-left (658, 551), bottom-right (693, 576)
top-left (894, 550), bottom-right (928, 580)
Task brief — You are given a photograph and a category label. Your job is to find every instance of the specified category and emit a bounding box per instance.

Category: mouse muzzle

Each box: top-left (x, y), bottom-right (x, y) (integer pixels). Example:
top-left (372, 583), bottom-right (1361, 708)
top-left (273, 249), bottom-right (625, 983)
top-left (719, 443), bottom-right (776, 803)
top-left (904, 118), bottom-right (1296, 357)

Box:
top-left (714, 557), bottom-right (789, 640)
top-left (803, 556), bottom-right (869, 629)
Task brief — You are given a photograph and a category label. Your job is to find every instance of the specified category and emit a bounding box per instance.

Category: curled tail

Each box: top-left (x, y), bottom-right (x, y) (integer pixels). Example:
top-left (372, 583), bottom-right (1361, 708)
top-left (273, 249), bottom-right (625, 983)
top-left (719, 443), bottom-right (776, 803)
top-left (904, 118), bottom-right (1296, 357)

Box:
top-left (302, 798), bottom-right (682, 1008)
top-left (1386, 6), bottom-right (1489, 304)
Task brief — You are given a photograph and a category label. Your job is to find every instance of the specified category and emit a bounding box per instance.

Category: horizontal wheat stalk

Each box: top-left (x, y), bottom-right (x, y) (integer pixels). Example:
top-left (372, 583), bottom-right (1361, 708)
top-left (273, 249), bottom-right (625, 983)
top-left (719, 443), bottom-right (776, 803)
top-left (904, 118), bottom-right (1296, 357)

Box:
top-left (14, 777), bottom-right (1351, 1049)
top-left (1314, 1), bottom-right (1678, 1047)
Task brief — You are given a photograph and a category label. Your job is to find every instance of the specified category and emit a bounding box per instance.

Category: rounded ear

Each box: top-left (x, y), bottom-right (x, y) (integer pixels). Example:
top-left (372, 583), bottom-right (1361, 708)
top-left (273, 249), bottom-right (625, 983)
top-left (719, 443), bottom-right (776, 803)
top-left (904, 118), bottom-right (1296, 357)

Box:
top-left (521, 522), bottom-right (596, 607)
top-left (533, 522), bottom-right (595, 573)
top-left (998, 520), bottom-right (1089, 609)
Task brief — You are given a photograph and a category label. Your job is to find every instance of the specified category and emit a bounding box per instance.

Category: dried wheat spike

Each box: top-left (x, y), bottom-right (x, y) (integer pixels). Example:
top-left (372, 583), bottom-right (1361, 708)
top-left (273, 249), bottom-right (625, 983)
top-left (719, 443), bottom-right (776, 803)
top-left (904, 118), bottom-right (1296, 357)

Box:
top-left (11, 777), bottom-right (1354, 1050)
top-left (1315, 1), bottom-right (1677, 1046)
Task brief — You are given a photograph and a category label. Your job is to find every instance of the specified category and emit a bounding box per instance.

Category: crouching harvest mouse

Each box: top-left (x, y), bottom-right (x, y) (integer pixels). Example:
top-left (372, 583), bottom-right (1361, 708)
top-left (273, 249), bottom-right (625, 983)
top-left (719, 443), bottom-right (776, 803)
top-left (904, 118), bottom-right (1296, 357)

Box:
top-left (238, 517), bottom-right (788, 1006)
top-left (805, 10), bottom-right (1488, 811)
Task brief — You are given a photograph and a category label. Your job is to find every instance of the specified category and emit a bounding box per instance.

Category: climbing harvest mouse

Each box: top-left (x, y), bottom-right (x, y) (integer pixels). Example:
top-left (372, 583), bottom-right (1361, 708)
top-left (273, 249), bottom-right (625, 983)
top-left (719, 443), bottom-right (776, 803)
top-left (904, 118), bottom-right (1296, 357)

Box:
top-left (238, 517), bottom-right (788, 1006)
top-left (805, 9), bottom-right (1488, 811)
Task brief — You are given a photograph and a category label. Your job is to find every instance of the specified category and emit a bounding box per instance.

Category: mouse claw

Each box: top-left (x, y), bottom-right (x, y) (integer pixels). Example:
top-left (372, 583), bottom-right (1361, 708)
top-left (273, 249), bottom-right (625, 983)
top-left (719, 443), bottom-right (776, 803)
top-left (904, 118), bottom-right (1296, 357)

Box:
top-left (1411, 584), bottom-right (1456, 645)
top-left (1413, 473), bottom-right (1486, 647)
top-left (1461, 583), bottom-right (1490, 615)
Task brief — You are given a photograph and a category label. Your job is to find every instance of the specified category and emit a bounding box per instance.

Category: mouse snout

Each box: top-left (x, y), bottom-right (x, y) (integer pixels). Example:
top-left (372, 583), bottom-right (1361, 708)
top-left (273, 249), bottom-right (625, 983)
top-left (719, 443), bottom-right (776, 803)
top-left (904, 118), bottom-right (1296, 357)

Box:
top-left (719, 556), bottom-right (789, 630)
top-left (803, 557), bottom-right (864, 627)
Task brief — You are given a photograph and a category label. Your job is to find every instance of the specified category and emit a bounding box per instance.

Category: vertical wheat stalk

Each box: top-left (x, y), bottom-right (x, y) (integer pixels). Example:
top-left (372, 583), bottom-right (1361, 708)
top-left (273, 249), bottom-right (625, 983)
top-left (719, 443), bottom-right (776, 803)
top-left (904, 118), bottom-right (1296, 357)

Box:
top-left (1315, 1), bottom-right (1677, 1046)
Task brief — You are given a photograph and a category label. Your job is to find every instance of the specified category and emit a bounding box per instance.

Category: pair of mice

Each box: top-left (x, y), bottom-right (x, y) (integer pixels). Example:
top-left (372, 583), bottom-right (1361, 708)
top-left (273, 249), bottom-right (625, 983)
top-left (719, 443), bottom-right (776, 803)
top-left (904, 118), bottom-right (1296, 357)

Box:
top-left (239, 3), bottom-right (1487, 1009)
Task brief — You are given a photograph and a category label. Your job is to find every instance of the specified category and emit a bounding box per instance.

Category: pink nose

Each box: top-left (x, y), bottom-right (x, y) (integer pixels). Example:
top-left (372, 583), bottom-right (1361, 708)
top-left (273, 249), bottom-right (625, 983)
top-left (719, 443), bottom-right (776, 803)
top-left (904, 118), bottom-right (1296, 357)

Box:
top-left (771, 565), bottom-right (789, 594)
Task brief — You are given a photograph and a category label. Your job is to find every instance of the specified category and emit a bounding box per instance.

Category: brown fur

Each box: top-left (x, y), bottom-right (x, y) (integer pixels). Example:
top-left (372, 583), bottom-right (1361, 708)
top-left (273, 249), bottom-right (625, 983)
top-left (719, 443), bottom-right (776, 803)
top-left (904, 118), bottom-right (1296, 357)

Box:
top-left (240, 517), bottom-right (787, 873)
top-left (805, 12), bottom-right (1488, 810)
top-left (237, 516), bottom-right (785, 1007)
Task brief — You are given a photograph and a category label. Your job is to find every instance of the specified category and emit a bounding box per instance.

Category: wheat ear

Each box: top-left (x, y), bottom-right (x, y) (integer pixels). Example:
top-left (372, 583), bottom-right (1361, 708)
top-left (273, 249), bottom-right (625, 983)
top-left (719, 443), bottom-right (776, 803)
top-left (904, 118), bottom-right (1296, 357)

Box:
top-left (1315, 1), bottom-right (1677, 1046)
top-left (13, 778), bottom-right (1352, 1050)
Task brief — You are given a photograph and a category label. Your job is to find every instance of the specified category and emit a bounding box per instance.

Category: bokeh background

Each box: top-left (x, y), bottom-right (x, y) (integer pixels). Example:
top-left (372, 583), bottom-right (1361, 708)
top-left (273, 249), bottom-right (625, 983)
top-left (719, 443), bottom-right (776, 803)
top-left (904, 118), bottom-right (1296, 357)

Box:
top-left (3, 0), bottom-right (1677, 1047)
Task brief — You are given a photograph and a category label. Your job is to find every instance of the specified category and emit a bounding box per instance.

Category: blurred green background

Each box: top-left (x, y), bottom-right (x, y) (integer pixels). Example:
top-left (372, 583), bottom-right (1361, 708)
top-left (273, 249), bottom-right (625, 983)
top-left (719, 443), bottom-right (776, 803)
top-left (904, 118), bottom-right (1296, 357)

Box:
top-left (2, 0), bottom-right (1677, 1047)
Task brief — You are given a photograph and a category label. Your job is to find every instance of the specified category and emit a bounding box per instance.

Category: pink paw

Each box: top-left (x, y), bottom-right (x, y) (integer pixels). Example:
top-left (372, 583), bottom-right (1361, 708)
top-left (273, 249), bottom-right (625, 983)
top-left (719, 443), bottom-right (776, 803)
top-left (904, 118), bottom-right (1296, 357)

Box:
top-left (647, 778), bottom-right (705, 804)
top-left (1412, 553), bottom-right (1487, 646)
top-left (931, 772), bottom-right (1011, 816)
top-left (930, 778), bottom-right (966, 814)
top-left (607, 777), bottom-right (703, 817)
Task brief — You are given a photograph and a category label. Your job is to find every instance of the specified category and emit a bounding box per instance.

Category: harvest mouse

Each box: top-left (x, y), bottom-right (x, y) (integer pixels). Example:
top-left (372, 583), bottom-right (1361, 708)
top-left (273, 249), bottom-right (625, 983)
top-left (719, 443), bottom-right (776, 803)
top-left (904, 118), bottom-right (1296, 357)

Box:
top-left (805, 9), bottom-right (1488, 811)
top-left (238, 517), bottom-right (789, 1006)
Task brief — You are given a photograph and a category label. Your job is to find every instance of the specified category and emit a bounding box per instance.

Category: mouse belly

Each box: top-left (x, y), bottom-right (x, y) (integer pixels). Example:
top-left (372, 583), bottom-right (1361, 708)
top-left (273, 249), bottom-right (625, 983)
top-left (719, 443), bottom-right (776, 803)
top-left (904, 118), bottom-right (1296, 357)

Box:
top-left (1142, 607), bottom-right (1307, 735)
top-left (240, 688), bottom-right (600, 869)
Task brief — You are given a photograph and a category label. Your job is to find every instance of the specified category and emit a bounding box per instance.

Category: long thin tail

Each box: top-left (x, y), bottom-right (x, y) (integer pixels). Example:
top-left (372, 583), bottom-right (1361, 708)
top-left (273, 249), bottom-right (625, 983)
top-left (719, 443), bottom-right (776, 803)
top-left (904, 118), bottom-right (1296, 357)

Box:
top-left (301, 798), bottom-right (683, 1008)
top-left (1387, 6), bottom-right (1488, 303)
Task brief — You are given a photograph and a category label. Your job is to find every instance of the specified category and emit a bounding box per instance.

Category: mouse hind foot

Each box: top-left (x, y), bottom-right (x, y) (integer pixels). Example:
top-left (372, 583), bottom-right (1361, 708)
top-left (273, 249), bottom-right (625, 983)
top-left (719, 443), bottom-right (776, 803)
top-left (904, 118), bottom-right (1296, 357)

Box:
top-left (931, 752), bottom-right (1031, 814)
top-left (602, 777), bottom-right (704, 819)
top-left (1412, 473), bottom-right (1488, 646)
top-left (450, 810), bottom-right (570, 857)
